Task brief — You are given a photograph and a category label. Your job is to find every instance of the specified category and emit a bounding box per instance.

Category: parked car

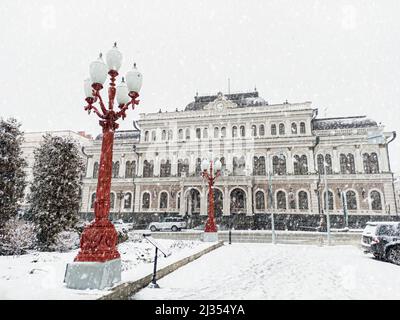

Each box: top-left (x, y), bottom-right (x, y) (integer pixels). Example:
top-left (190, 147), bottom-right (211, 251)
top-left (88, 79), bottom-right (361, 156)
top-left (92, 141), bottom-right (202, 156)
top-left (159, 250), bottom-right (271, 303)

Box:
top-left (148, 217), bottom-right (187, 232)
top-left (361, 221), bottom-right (400, 264)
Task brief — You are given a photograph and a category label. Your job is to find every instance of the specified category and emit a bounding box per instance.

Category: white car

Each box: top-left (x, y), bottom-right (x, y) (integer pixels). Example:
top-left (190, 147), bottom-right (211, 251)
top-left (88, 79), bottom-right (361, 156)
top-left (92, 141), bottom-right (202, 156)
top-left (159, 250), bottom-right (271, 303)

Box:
top-left (148, 217), bottom-right (187, 232)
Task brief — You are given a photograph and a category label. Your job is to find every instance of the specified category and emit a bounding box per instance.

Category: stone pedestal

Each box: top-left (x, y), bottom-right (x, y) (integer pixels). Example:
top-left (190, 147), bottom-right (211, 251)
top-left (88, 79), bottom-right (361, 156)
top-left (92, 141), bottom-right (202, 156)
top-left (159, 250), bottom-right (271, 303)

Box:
top-left (201, 232), bottom-right (219, 242)
top-left (64, 258), bottom-right (121, 290)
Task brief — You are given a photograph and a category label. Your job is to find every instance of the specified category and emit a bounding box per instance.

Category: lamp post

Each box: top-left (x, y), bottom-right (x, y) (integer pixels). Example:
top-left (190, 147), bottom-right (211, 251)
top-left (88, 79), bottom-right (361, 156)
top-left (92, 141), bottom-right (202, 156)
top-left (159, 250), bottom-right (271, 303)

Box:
top-left (201, 159), bottom-right (222, 242)
top-left (65, 43), bottom-right (143, 290)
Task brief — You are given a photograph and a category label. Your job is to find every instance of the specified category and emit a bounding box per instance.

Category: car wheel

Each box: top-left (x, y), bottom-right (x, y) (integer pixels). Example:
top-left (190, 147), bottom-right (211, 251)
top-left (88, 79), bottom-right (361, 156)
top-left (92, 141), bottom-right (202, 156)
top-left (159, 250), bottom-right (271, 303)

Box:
top-left (171, 225), bottom-right (178, 232)
top-left (387, 246), bottom-right (400, 265)
top-left (373, 253), bottom-right (382, 260)
top-left (150, 226), bottom-right (157, 232)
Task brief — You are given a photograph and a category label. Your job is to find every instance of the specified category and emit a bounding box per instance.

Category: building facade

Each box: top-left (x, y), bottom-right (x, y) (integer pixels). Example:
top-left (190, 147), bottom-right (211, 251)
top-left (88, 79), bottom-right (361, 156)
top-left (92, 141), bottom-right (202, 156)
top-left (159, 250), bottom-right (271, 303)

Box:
top-left (78, 90), bottom-right (398, 229)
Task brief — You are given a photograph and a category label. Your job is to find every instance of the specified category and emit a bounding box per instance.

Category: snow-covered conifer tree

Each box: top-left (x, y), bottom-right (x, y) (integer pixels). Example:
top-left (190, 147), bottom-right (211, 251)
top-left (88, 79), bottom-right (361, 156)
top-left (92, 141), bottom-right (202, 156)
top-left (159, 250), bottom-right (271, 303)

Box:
top-left (27, 134), bottom-right (84, 249)
top-left (0, 118), bottom-right (27, 229)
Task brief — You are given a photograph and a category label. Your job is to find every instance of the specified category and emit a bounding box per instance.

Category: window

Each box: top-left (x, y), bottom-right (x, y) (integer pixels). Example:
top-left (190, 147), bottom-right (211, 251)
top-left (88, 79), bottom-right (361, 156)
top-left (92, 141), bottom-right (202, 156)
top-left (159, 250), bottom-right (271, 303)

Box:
top-left (162, 130), bottom-right (166, 140)
top-left (177, 159), bottom-right (189, 177)
top-left (251, 125), bottom-right (257, 137)
top-left (291, 123), bottom-right (297, 134)
top-left (142, 192), bottom-right (150, 209)
top-left (240, 125), bottom-right (245, 137)
top-left (323, 191), bottom-right (334, 210)
top-left (159, 192), bottom-right (168, 209)
top-left (279, 123), bottom-right (285, 135)
top-left (253, 156), bottom-right (266, 176)
top-left (271, 124), bottom-right (277, 136)
top-left (255, 191), bottom-right (265, 210)
top-left (233, 156), bottom-right (246, 176)
top-left (340, 154), bottom-right (355, 174)
top-left (195, 158), bottom-right (202, 175)
top-left (276, 191), bottom-right (287, 210)
top-left (168, 130), bottom-right (173, 140)
top-left (346, 190), bottom-right (357, 210)
top-left (273, 155), bottom-right (286, 175)
top-left (90, 193), bottom-right (96, 209)
top-left (124, 193), bottom-right (132, 209)
top-left (298, 191), bottom-right (308, 210)
top-left (363, 152), bottom-right (379, 174)
top-left (112, 161), bottom-right (120, 178)
top-left (230, 188), bottom-right (246, 213)
top-left (143, 160), bottom-right (154, 177)
top-left (178, 129), bottom-right (183, 140)
top-left (259, 124), bottom-right (265, 136)
top-left (144, 131), bottom-right (149, 142)
top-left (220, 157), bottom-right (226, 173)
top-left (125, 160), bottom-right (136, 178)
top-left (110, 193), bottom-right (115, 209)
top-left (232, 126), bottom-right (238, 137)
top-left (221, 127), bottom-right (226, 138)
top-left (300, 122), bottom-right (306, 134)
top-left (370, 191), bottom-right (382, 210)
top-left (196, 128), bottom-right (201, 139)
top-left (93, 162), bottom-right (99, 178)
top-left (203, 128), bottom-right (208, 139)
top-left (160, 160), bottom-right (171, 177)
top-left (293, 155), bottom-right (308, 175)
top-left (185, 128), bottom-right (190, 140)
top-left (214, 127), bottom-right (219, 138)
top-left (317, 154), bottom-right (332, 174)
top-left (151, 131), bottom-right (156, 141)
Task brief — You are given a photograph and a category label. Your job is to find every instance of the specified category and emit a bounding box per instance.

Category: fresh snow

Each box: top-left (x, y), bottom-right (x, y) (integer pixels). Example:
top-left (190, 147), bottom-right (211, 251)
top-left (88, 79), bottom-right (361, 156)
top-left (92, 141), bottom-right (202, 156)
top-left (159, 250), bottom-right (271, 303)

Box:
top-left (0, 235), bottom-right (211, 300)
top-left (133, 243), bottom-right (400, 300)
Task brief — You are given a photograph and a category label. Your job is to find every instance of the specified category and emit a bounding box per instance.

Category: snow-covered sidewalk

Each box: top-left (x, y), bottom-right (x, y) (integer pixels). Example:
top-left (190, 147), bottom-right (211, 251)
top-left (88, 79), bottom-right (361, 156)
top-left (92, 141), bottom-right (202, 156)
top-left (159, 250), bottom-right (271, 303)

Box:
top-left (133, 243), bottom-right (400, 300)
top-left (0, 235), bottom-right (212, 300)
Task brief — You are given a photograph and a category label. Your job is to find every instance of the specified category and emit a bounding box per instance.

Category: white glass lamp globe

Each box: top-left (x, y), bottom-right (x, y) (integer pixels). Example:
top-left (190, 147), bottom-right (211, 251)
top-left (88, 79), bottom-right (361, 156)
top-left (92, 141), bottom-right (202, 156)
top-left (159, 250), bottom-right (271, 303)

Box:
top-left (89, 53), bottom-right (108, 85)
top-left (84, 78), bottom-right (93, 98)
top-left (214, 159), bottom-right (222, 171)
top-left (116, 77), bottom-right (130, 105)
top-left (126, 63), bottom-right (143, 93)
top-left (106, 42), bottom-right (122, 72)
top-left (201, 159), bottom-right (210, 172)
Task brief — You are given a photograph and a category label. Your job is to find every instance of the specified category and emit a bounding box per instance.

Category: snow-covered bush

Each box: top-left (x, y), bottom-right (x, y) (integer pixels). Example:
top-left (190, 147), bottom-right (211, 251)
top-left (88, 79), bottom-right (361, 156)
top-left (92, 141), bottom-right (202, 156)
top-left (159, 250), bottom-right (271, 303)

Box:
top-left (0, 218), bottom-right (36, 255)
top-left (49, 230), bottom-right (80, 252)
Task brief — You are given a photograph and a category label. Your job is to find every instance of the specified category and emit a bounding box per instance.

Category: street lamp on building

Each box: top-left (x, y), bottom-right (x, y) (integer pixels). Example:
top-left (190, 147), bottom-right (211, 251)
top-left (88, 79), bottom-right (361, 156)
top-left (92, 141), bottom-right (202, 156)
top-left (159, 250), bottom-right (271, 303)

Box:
top-left (65, 43), bottom-right (143, 290)
top-left (201, 158), bottom-right (222, 242)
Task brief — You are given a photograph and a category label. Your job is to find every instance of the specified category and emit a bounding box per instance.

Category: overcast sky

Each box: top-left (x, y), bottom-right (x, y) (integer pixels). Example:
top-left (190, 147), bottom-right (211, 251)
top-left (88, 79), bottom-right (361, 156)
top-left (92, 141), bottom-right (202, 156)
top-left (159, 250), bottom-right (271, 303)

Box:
top-left (1, 0), bottom-right (400, 173)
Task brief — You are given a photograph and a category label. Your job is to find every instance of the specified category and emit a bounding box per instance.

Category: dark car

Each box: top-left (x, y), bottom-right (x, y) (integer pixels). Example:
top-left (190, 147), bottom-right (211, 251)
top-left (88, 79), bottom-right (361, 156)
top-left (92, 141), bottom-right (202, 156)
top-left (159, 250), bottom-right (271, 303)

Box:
top-left (361, 221), bottom-right (400, 265)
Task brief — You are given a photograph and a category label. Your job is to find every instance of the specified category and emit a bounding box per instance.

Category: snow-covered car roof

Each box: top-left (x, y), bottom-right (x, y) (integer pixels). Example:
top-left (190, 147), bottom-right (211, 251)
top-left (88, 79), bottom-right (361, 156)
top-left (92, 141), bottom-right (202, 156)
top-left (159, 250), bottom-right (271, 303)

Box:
top-left (366, 221), bottom-right (400, 226)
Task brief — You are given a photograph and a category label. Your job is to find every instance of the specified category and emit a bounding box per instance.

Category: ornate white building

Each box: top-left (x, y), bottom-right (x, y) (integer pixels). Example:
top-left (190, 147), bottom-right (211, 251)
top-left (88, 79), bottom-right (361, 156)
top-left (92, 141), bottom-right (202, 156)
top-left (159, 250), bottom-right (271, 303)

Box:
top-left (79, 91), bottom-right (398, 229)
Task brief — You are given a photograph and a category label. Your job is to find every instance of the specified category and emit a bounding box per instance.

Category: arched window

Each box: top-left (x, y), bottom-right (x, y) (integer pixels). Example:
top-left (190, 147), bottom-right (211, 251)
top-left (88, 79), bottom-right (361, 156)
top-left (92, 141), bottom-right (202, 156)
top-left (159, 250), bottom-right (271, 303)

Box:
top-left (189, 189), bottom-right (201, 214)
top-left (370, 191), bottom-right (382, 210)
top-left (214, 127), bottom-right (219, 138)
top-left (251, 125), bottom-right (257, 137)
top-left (298, 191), bottom-right (308, 210)
top-left (255, 191), bottom-right (265, 210)
top-left (143, 160), bottom-right (154, 177)
top-left (162, 130), bottom-right (166, 140)
top-left (178, 159), bottom-right (189, 177)
top-left (276, 191), bottom-right (287, 210)
top-left (124, 193), bottom-right (132, 209)
top-left (271, 124), bottom-right (277, 136)
top-left (340, 153), bottom-right (355, 174)
top-left (196, 128), bottom-right (201, 139)
top-left (232, 126), bottom-right (238, 137)
top-left (346, 190), bottom-right (357, 210)
top-left (203, 128), bottom-right (208, 139)
top-left (142, 192), bottom-right (150, 209)
top-left (185, 128), bottom-right (190, 140)
top-left (323, 191), bottom-right (334, 210)
top-left (110, 192), bottom-right (115, 209)
top-left (220, 157), bottom-right (226, 173)
top-left (253, 156), bottom-right (266, 176)
top-left (195, 158), bottom-right (202, 175)
top-left (240, 125), bottom-right (245, 137)
top-left (273, 155), bottom-right (286, 175)
top-left (293, 155), bottom-right (308, 175)
top-left (168, 130), bottom-right (173, 140)
top-left (300, 122), bottom-right (306, 134)
top-left (151, 131), bottom-right (156, 141)
top-left (159, 192), bottom-right (168, 209)
top-left (291, 123), bottom-right (297, 134)
top-left (160, 159), bottom-right (171, 177)
top-left (90, 193), bottom-right (96, 209)
top-left (178, 129), bottom-right (183, 140)
top-left (125, 160), bottom-right (136, 178)
top-left (279, 123), bottom-right (285, 135)
top-left (221, 127), bottom-right (226, 137)
top-left (259, 124), bottom-right (265, 136)
top-left (363, 152), bottom-right (379, 174)
top-left (233, 156), bottom-right (246, 176)
top-left (112, 161), bottom-right (120, 178)
top-left (93, 162), bottom-right (99, 178)
top-left (144, 131), bottom-right (149, 142)
top-left (230, 188), bottom-right (246, 213)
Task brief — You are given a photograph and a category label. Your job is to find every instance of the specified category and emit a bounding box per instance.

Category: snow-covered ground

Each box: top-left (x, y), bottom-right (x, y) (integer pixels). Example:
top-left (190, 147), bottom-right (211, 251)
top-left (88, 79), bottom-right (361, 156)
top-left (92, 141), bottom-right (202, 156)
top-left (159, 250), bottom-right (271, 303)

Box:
top-left (133, 243), bottom-right (400, 300)
top-left (0, 233), bottom-right (211, 300)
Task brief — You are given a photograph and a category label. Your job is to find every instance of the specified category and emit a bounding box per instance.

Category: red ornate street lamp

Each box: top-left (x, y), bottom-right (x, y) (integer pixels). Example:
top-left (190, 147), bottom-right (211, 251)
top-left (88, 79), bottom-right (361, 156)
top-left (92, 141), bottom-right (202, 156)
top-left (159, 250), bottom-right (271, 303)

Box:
top-left (201, 159), bottom-right (222, 241)
top-left (65, 43), bottom-right (142, 290)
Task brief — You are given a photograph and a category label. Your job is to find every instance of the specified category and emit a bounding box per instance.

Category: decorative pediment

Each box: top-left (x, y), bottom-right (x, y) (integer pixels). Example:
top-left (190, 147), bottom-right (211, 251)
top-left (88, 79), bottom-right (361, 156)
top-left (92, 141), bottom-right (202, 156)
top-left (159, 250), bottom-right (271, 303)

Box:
top-left (203, 92), bottom-right (237, 111)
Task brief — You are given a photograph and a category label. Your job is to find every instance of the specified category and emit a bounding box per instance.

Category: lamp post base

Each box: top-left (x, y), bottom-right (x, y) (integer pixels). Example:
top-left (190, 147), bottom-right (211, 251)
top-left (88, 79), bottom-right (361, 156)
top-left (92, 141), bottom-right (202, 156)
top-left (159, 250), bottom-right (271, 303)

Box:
top-left (64, 258), bottom-right (121, 290)
top-left (201, 232), bottom-right (218, 242)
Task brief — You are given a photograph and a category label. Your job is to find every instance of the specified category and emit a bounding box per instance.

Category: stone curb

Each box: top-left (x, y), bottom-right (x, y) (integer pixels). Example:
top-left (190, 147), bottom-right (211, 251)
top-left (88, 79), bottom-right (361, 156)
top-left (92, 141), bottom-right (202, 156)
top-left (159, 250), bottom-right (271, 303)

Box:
top-left (98, 241), bottom-right (224, 300)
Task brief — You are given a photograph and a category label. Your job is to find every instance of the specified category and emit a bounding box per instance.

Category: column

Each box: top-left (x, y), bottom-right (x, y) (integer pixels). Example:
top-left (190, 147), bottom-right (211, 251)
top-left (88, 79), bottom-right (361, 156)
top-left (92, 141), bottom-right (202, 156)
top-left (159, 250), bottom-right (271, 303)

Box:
top-left (332, 147), bottom-right (340, 173)
top-left (287, 148), bottom-right (294, 174)
top-left (354, 145), bottom-right (363, 173)
top-left (246, 185), bottom-right (253, 216)
top-left (223, 185), bottom-right (230, 216)
top-left (134, 184), bottom-right (141, 213)
top-left (200, 186), bottom-right (208, 216)
top-left (308, 148), bottom-right (315, 173)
